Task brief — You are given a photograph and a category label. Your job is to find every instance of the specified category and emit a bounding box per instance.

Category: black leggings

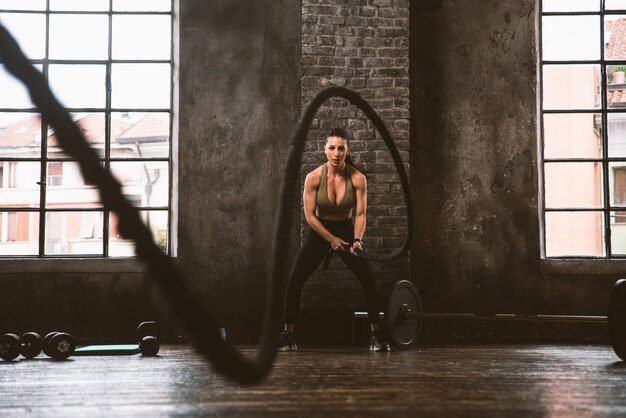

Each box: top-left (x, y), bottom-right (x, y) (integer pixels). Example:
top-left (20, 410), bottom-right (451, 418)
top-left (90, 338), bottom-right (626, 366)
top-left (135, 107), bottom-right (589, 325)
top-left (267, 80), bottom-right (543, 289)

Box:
top-left (284, 218), bottom-right (381, 325)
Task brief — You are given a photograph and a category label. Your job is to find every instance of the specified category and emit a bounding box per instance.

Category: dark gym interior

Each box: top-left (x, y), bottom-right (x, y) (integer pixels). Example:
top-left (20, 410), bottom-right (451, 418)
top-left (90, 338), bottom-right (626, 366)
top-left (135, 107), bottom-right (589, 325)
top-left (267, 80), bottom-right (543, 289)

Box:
top-left (2, 0), bottom-right (626, 416)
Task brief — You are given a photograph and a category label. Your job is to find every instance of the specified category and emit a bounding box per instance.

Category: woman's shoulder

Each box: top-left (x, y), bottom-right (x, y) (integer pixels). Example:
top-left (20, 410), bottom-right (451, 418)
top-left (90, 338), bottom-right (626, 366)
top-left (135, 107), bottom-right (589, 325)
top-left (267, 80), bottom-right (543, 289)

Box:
top-left (348, 165), bottom-right (365, 180)
top-left (349, 165), bottom-right (366, 188)
top-left (305, 165), bottom-right (324, 186)
top-left (309, 164), bottom-right (324, 177)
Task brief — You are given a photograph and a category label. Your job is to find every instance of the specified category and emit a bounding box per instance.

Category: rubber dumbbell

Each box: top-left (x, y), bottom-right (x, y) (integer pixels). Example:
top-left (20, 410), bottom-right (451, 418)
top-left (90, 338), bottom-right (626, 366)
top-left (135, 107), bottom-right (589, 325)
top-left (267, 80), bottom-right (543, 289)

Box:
top-left (42, 332), bottom-right (58, 358)
top-left (43, 332), bottom-right (76, 360)
top-left (20, 332), bottom-right (43, 359)
top-left (137, 321), bottom-right (160, 357)
top-left (0, 333), bottom-right (21, 361)
top-left (0, 332), bottom-right (43, 360)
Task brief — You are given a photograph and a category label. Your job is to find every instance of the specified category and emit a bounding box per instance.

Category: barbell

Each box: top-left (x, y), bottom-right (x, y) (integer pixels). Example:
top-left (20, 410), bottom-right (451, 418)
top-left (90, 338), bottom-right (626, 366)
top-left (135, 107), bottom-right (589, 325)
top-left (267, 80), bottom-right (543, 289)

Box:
top-left (386, 279), bottom-right (625, 358)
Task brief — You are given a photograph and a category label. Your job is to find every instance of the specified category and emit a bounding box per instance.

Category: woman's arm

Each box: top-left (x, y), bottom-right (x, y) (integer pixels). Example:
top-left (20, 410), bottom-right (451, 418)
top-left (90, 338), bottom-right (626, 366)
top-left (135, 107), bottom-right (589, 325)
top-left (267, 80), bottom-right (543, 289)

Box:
top-left (351, 170), bottom-right (367, 255)
top-left (303, 169), bottom-right (349, 251)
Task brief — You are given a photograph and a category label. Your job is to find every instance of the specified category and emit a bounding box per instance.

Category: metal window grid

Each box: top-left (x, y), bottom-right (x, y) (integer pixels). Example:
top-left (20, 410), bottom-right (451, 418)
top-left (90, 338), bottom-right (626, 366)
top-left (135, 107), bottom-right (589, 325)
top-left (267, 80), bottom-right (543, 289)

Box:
top-left (539, 0), bottom-right (626, 258)
top-left (0, 0), bottom-right (174, 258)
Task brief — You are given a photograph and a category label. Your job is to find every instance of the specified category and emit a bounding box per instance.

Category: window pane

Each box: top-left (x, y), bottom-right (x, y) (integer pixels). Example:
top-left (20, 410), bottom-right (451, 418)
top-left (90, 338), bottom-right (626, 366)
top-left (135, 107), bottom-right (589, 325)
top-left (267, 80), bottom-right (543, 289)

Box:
top-left (50, 0), bottom-right (108, 11)
top-left (0, 211), bottom-right (39, 256)
top-left (542, 16), bottom-right (600, 61)
top-left (543, 113), bottom-right (602, 159)
top-left (611, 211), bottom-right (626, 254)
top-left (610, 162), bottom-right (626, 207)
top-left (49, 14), bottom-right (109, 60)
top-left (112, 0), bottom-right (171, 12)
top-left (0, 13), bottom-right (45, 59)
top-left (542, 0), bottom-right (599, 12)
top-left (109, 210), bottom-right (168, 256)
top-left (543, 64), bottom-right (601, 110)
top-left (112, 15), bottom-right (171, 60)
top-left (48, 64), bottom-right (106, 109)
top-left (111, 112), bottom-right (170, 158)
top-left (0, 113), bottom-right (41, 158)
top-left (0, 2), bottom-right (173, 258)
top-left (0, 161), bottom-right (40, 207)
top-left (45, 211), bottom-right (103, 255)
top-left (0, 64), bottom-right (42, 108)
top-left (608, 65), bottom-right (626, 108)
top-left (608, 63), bottom-right (626, 94)
top-left (545, 211), bottom-right (604, 257)
top-left (45, 161), bottom-right (102, 208)
top-left (111, 64), bottom-right (171, 109)
top-left (607, 0), bottom-right (626, 10)
top-left (608, 113), bottom-right (626, 157)
top-left (544, 162), bottom-right (603, 208)
top-left (606, 17), bottom-right (626, 60)
top-left (48, 113), bottom-right (106, 158)
top-left (0, 0), bottom-right (45, 11)
top-left (110, 161), bottom-right (169, 207)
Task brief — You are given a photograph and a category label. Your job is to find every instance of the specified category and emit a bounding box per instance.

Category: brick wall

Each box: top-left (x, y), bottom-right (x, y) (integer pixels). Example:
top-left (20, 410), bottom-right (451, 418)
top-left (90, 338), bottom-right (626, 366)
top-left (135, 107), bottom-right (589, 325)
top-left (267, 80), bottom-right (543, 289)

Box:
top-left (299, 0), bottom-right (410, 329)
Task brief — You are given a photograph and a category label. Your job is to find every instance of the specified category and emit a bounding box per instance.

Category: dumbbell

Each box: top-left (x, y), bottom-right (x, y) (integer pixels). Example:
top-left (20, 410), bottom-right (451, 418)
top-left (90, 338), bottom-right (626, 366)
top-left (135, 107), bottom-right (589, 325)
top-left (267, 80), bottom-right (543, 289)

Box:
top-left (20, 332), bottom-right (43, 359)
top-left (42, 332), bottom-right (76, 360)
top-left (137, 321), bottom-right (159, 357)
top-left (0, 332), bottom-right (44, 361)
top-left (0, 334), bottom-right (21, 361)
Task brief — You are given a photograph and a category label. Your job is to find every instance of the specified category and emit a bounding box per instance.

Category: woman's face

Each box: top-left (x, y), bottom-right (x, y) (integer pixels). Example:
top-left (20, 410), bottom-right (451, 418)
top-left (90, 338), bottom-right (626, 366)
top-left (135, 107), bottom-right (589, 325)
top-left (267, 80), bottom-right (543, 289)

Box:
top-left (324, 136), bottom-right (348, 167)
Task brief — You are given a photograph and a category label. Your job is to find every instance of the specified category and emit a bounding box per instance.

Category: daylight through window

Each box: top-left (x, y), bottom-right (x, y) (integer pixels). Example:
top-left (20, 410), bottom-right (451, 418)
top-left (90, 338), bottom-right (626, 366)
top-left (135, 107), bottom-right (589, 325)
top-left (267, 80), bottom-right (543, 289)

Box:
top-left (541, 0), bottom-right (626, 257)
top-left (0, 0), bottom-right (173, 257)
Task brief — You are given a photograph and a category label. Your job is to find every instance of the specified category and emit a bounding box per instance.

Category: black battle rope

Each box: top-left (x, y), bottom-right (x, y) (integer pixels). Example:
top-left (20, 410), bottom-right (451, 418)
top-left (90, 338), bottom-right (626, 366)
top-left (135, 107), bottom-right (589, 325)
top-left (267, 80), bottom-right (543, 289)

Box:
top-left (291, 86), bottom-right (413, 262)
top-left (0, 24), bottom-right (412, 384)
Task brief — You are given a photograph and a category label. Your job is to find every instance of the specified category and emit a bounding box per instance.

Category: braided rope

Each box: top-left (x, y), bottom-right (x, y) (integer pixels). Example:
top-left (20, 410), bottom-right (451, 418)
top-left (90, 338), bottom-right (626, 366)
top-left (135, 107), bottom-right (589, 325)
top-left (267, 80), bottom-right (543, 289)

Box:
top-left (289, 87), bottom-right (413, 261)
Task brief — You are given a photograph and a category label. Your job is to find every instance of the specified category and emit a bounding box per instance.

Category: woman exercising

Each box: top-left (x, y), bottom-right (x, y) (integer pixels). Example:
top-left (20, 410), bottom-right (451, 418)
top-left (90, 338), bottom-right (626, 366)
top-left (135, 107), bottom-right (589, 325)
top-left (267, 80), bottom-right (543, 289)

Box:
top-left (277, 128), bottom-right (390, 352)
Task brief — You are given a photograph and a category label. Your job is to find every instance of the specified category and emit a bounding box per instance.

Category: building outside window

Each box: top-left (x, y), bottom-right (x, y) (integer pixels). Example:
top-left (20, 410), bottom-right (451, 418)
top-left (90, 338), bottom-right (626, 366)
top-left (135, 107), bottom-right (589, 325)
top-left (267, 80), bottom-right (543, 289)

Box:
top-left (47, 161), bottom-right (63, 186)
top-left (0, 0), bottom-right (173, 257)
top-left (541, 0), bottom-right (626, 257)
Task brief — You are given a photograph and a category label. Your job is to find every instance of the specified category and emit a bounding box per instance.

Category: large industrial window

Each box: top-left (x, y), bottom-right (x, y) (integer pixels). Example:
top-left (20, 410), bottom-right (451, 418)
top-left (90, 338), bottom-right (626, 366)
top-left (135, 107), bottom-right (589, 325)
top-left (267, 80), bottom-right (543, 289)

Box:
top-left (540, 0), bottom-right (626, 258)
top-left (0, 0), bottom-right (173, 257)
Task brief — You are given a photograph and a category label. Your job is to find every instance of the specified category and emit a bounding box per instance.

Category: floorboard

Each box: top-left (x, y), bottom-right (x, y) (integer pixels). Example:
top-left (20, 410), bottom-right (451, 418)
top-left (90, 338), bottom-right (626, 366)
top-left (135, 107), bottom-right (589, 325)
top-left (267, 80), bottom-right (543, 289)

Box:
top-left (1, 344), bottom-right (625, 417)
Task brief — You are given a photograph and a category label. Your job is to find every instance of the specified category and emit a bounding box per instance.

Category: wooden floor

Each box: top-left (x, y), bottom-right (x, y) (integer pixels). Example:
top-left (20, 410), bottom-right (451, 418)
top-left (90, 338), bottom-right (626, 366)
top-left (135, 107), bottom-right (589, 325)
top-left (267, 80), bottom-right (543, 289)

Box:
top-left (1, 344), bottom-right (626, 417)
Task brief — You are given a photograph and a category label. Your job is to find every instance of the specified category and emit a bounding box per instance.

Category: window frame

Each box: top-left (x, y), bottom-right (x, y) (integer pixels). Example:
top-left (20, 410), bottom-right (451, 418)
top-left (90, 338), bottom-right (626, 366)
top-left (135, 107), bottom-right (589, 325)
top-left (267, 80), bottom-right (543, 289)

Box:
top-left (539, 0), bottom-right (626, 263)
top-left (0, 0), bottom-right (176, 264)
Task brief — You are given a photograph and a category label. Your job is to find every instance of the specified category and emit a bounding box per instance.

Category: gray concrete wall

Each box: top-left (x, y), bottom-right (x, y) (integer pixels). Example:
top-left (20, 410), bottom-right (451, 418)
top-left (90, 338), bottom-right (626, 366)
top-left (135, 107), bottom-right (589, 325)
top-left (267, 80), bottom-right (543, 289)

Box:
top-left (177, 0), bottom-right (302, 342)
top-left (0, 0), bottom-right (302, 343)
top-left (0, 271), bottom-right (158, 341)
top-left (410, 0), bottom-right (616, 341)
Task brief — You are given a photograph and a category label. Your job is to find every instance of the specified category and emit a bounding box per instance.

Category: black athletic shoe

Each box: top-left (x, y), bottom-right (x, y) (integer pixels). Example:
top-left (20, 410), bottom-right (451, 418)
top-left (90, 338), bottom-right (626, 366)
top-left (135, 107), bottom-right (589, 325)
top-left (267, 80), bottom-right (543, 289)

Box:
top-left (277, 331), bottom-right (297, 351)
top-left (369, 334), bottom-right (391, 352)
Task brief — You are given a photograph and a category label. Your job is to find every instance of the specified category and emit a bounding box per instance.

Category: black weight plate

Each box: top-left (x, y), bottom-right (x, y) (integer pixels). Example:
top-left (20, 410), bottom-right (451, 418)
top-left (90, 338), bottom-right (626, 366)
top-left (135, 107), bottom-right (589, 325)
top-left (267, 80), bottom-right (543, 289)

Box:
top-left (48, 332), bottom-right (75, 360)
top-left (43, 332), bottom-right (59, 358)
top-left (608, 279), bottom-right (626, 361)
top-left (20, 332), bottom-right (42, 359)
top-left (386, 280), bottom-right (422, 350)
top-left (0, 333), bottom-right (21, 361)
